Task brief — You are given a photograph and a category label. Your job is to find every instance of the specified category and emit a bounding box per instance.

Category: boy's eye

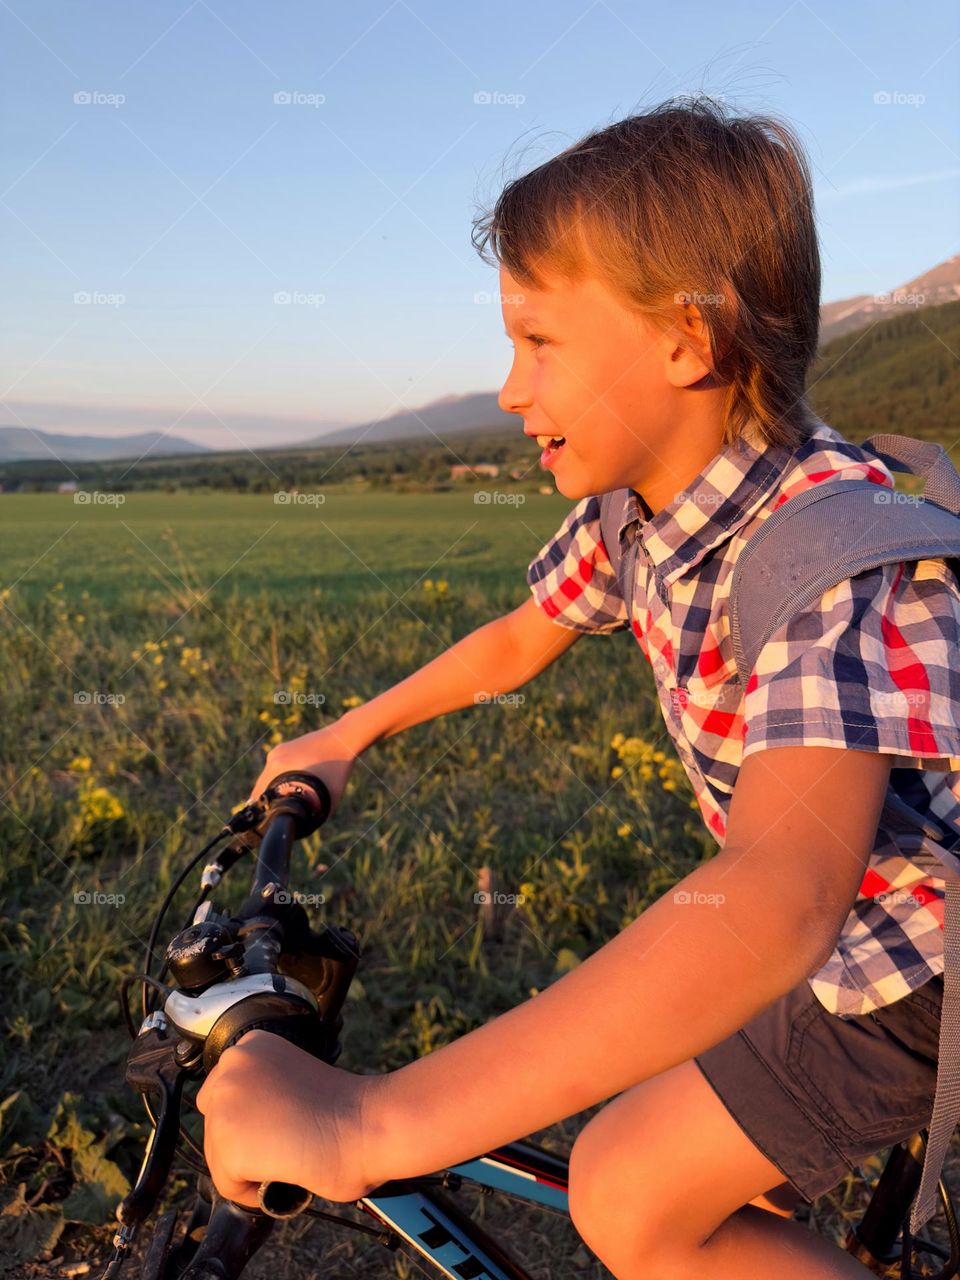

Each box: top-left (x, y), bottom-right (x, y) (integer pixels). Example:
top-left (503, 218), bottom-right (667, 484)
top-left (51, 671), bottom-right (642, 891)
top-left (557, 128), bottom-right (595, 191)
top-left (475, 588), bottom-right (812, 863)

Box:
top-left (525, 334), bottom-right (548, 348)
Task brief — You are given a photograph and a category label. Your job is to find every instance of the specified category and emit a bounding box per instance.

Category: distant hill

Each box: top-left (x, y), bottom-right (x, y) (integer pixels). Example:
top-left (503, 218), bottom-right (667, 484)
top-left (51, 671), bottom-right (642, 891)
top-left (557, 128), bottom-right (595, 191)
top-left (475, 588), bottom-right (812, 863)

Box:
top-left (0, 426), bottom-right (209, 463)
top-left (820, 254), bottom-right (960, 344)
top-left (4, 254), bottom-right (955, 466)
top-left (307, 390), bottom-right (518, 448)
top-left (809, 297), bottom-right (960, 444)
top-left (3, 299), bottom-right (956, 493)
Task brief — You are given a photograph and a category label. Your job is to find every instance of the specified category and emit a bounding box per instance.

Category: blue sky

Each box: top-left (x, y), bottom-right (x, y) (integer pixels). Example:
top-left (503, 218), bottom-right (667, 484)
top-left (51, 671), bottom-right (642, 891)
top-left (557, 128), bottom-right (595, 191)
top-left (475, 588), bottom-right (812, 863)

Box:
top-left (2, 0), bottom-right (958, 448)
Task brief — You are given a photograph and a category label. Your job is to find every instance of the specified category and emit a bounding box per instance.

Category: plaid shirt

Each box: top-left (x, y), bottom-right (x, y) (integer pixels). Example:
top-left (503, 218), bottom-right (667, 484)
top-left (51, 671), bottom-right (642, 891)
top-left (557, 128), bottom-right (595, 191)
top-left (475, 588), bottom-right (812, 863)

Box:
top-left (527, 419), bottom-right (960, 1017)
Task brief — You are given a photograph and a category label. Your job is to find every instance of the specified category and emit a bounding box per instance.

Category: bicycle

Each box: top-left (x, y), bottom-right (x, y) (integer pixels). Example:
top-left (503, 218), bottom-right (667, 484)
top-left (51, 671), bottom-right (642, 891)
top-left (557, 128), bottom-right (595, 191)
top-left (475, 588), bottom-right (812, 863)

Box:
top-left (98, 770), bottom-right (960, 1279)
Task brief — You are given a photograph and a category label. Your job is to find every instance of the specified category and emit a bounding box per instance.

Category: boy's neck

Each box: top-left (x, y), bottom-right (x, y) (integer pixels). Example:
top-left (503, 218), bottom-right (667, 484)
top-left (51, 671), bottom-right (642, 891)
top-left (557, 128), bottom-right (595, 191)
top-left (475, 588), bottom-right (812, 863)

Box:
top-left (629, 421), bottom-right (730, 520)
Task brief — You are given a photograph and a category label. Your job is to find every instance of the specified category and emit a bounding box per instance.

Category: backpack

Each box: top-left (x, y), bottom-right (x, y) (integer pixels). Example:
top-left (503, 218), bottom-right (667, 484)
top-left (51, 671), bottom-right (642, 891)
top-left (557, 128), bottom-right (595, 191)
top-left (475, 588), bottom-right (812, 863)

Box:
top-left (598, 433), bottom-right (960, 1236)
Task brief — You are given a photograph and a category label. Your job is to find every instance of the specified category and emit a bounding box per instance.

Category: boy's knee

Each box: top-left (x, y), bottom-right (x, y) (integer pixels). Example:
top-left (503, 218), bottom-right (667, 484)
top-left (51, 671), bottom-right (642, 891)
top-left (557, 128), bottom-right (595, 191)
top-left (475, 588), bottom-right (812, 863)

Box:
top-left (567, 1120), bottom-right (663, 1265)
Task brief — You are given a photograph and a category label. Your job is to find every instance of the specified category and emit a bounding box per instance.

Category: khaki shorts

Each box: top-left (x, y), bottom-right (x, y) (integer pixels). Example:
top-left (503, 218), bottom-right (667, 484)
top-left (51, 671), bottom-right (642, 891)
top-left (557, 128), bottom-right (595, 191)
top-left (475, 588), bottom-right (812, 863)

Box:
top-left (693, 972), bottom-right (944, 1202)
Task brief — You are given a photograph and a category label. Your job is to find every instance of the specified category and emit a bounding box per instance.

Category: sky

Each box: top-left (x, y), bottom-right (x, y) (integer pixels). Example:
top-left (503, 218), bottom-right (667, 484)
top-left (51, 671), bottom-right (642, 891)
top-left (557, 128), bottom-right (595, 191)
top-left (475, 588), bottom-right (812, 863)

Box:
top-left (2, 0), bottom-right (959, 450)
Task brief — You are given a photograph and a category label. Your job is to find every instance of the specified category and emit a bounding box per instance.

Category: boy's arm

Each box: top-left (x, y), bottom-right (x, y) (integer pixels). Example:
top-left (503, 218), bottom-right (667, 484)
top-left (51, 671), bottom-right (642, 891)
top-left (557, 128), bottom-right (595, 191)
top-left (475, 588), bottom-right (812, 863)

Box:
top-left (337, 597), bottom-right (582, 753)
top-left (363, 743), bottom-right (893, 1183)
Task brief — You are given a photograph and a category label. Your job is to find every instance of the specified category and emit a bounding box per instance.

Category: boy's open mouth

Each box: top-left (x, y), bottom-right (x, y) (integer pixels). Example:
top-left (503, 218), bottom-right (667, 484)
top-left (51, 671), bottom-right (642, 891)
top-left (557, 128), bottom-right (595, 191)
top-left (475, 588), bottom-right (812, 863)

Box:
top-left (536, 434), bottom-right (566, 467)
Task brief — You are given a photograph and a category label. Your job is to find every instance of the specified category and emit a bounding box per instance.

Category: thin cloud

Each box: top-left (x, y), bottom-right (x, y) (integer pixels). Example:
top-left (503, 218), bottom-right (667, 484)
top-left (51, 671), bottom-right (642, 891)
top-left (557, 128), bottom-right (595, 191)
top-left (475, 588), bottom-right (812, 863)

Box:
top-left (818, 167), bottom-right (960, 201)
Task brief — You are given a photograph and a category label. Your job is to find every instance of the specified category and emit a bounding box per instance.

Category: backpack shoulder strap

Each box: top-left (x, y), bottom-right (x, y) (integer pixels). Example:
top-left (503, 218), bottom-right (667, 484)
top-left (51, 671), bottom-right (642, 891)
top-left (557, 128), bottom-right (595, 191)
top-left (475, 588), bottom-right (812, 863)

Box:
top-left (599, 488), bottom-right (640, 618)
top-left (860, 432), bottom-right (960, 515)
top-left (730, 471), bottom-right (960, 690)
top-left (598, 488), bottom-right (625, 578)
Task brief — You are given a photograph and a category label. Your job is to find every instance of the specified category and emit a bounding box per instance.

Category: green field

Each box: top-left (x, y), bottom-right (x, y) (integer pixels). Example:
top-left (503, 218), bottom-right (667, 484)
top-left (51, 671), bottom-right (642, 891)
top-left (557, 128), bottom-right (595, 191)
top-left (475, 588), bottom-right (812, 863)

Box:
top-left (0, 488), bottom-right (572, 606)
top-left (0, 489), bottom-right (950, 1276)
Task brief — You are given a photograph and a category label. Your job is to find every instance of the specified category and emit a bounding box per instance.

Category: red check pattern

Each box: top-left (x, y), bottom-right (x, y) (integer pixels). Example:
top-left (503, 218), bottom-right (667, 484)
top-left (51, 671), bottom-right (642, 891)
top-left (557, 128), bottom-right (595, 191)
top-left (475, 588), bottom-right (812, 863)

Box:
top-left (527, 419), bottom-right (960, 1016)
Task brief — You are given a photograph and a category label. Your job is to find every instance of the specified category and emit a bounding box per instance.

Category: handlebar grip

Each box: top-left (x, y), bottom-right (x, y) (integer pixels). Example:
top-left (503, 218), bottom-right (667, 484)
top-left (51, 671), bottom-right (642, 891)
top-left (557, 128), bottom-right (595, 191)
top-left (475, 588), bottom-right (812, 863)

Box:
top-left (257, 1178), bottom-right (313, 1218)
top-left (251, 772), bottom-right (332, 896)
top-left (260, 771), bottom-right (332, 836)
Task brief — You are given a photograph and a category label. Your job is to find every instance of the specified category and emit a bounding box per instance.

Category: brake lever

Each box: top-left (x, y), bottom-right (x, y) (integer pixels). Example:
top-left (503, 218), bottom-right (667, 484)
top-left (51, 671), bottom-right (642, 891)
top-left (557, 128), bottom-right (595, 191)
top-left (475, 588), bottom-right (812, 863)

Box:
top-left (117, 1013), bottom-right (189, 1232)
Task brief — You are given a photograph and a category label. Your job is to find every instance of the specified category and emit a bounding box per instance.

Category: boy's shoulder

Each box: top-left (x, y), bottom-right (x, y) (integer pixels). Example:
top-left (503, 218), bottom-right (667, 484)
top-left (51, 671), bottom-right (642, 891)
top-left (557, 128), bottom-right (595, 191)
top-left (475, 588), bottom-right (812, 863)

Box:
top-left (753, 418), bottom-right (897, 517)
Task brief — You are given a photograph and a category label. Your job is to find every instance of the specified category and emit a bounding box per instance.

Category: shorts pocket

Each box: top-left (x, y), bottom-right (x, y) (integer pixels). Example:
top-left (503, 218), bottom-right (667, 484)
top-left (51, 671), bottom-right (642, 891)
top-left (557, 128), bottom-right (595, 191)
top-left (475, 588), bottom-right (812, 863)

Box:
top-left (785, 988), bottom-right (937, 1147)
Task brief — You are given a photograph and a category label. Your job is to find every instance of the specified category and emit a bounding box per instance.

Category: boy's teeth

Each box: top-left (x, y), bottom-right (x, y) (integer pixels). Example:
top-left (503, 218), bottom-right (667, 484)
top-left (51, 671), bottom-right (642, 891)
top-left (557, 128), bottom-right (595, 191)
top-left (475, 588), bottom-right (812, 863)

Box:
top-left (536, 435), bottom-right (564, 448)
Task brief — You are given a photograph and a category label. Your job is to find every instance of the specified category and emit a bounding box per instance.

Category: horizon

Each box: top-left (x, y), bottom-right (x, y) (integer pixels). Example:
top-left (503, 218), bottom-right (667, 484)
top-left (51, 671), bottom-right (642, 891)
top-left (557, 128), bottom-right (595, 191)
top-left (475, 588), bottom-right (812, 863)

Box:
top-left (4, 1), bottom-right (959, 451)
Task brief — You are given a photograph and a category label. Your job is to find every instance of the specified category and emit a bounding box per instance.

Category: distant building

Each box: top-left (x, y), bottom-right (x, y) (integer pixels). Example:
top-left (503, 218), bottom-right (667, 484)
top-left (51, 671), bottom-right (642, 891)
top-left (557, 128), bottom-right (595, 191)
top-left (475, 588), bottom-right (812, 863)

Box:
top-left (58, 480), bottom-right (78, 493)
top-left (450, 463), bottom-right (500, 479)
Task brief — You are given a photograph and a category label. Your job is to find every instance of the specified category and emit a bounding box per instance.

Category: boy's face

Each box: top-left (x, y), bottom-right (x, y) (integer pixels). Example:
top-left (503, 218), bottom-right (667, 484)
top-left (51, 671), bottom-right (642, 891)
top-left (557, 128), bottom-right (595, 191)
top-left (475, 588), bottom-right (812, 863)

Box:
top-left (497, 262), bottom-right (724, 511)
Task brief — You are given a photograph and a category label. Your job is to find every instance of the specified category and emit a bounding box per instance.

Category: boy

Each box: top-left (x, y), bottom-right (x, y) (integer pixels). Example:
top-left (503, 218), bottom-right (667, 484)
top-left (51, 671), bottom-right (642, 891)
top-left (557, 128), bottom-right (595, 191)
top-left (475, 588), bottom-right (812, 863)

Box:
top-left (197, 97), bottom-right (960, 1277)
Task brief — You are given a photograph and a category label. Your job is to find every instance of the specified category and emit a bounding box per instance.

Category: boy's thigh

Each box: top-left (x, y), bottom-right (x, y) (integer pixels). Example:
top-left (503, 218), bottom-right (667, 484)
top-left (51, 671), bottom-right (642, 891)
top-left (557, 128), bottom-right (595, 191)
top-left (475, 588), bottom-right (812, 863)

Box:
top-left (567, 1058), bottom-right (794, 1250)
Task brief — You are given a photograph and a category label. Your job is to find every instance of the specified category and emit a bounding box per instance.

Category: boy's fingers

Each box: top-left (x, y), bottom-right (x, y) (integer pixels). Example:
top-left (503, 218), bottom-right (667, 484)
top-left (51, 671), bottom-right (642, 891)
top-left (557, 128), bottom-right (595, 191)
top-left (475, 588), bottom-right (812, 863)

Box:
top-left (203, 1131), bottom-right (260, 1207)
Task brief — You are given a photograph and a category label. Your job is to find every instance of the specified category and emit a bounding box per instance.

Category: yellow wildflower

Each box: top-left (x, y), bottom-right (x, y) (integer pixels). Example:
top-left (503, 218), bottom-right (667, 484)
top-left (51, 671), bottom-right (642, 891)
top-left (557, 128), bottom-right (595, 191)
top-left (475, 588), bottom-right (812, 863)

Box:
top-left (79, 785), bottom-right (124, 824)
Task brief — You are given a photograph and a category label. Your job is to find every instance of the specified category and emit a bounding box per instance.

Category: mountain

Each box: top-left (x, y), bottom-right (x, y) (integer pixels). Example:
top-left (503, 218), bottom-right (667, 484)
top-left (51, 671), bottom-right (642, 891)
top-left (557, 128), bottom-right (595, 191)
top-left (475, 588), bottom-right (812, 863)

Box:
top-left (0, 426), bottom-right (209, 464)
top-left (306, 390), bottom-right (518, 447)
top-left (819, 254), bottom-right (960, 344)
top-left (809, 297), bottom-right (960, 442)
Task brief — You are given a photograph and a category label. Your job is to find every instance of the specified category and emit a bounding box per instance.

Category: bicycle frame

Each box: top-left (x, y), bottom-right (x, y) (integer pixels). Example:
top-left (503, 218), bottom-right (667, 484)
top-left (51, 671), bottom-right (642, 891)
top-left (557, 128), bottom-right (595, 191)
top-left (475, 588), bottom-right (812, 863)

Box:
top-left (357, 1139), bottom-right (569, 1279)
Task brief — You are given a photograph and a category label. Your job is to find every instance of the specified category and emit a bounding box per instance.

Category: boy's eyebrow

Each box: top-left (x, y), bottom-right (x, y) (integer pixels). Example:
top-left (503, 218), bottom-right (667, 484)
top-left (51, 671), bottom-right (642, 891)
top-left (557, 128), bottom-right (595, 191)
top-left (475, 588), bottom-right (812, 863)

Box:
top-left (503, 313), bottom-right (543, 335)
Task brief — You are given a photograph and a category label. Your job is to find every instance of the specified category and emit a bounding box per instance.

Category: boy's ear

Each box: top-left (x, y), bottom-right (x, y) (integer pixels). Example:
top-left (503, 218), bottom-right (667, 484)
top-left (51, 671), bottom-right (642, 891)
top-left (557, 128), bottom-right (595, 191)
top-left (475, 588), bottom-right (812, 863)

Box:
top-left (662, 299), bottom-right (716, 390)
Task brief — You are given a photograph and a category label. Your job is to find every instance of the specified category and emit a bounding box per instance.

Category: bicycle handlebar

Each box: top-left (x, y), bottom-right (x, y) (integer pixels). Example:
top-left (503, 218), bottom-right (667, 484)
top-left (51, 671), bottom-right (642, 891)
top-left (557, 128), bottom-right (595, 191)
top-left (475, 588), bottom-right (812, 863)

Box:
top-left (105, 769), bottom-right (356, 1278)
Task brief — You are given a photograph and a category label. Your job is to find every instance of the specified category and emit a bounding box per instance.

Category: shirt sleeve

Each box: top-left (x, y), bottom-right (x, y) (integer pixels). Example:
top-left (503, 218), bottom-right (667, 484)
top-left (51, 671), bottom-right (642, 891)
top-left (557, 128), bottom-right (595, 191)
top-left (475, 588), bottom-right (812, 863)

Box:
top-left (526, 494), bottom-right (630, 634)
top-left (741, 556), bottom-right (960, 767)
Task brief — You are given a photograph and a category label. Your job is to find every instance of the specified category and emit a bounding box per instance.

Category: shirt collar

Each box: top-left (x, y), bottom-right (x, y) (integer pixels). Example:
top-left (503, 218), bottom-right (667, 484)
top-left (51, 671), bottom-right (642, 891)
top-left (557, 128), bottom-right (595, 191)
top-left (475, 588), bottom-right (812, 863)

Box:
top-left (613, 427), bottom-right (796, 590)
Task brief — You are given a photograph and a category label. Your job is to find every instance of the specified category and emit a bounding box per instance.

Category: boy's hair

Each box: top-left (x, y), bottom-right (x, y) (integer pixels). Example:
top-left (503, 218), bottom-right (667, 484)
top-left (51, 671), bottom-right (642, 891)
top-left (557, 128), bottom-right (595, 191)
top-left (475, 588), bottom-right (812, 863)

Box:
top-left (472, 95), bottom-right (822, 453)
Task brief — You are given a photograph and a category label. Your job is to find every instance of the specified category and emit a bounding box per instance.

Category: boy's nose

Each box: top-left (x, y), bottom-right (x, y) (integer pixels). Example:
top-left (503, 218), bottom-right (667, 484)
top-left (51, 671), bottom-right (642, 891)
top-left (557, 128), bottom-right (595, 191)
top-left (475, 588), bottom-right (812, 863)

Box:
top-left (498, 362), bottom-right (531, 416)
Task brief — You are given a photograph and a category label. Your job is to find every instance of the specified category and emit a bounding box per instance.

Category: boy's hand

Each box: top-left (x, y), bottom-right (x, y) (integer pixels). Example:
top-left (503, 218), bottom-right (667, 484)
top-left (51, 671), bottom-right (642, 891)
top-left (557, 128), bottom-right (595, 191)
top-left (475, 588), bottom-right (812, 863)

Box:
top-left (195, 1030), bottom-right (384, 1206)
top-left (247, 720), bottom-right (363, 812)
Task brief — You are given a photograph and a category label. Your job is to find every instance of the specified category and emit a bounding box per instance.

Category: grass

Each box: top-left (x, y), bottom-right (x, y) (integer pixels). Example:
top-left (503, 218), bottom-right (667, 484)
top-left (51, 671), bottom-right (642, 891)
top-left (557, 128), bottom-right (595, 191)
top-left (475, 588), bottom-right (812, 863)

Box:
top-left (0, 488), bottom-right (955, 1278)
